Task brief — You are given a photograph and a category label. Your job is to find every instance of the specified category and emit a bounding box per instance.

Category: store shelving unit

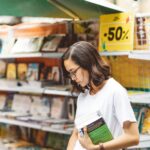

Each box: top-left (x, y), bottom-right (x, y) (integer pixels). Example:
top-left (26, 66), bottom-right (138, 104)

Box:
top-left (0, 1), bottom-right (149, 149)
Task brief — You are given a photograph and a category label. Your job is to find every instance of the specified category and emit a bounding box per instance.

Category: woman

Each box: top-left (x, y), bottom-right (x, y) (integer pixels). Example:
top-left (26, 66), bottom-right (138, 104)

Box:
top-left (61, 41), bottom-right (139, 150)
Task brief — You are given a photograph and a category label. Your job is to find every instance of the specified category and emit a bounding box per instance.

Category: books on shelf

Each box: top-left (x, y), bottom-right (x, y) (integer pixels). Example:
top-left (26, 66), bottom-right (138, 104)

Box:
top-left (0, 94), bottom-right (7, 110)
top-left (41, 35), bottom-right (63, 52)
top-left (50, 97), bottom-right (66, 119)
top-left (26, 63), bottom-right (40, 81)
top-left (30, 96), bottom-right (50, 117)
top-left (0, 60), bottom-right (6, 78)
top-left (17, 63), bottom-right (28, 80)
top-left (6, 63), bottom-right (17, 80)
top-left (1, 38), bottom-right (16, 55)
top-left (0, 94), bottom-right (31, 118)
top-left (11, 37), bottom-right (44, 54)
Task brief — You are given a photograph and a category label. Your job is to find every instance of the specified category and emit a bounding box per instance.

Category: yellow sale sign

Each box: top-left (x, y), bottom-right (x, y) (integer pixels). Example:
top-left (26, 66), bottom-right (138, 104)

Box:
top-left (99, 12), bottom-right (134, 51)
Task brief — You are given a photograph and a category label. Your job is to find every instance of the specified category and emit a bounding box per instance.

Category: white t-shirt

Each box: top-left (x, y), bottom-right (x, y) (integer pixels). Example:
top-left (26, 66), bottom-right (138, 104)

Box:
top-left (74, 78), bottom-right (136, 150)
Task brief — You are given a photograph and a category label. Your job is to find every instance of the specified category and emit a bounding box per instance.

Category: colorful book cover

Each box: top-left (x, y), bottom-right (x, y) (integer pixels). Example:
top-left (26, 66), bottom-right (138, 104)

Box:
top-left (0, 60), bottom-right (6, 78)
top-left (17, 63), bottom-right (28, 80)
top-left (76, 111), bottom-right (113, 144)
top-left (41, 36), bottom-right (63, 52)
top-left (6, 63), bottom-right (17, 80)
top-left (50, 97), bottom-right (65, 119)
top-left (26, 63), bottom-right (39, 81)
top-left (11, 37), bottom-right (43, 53)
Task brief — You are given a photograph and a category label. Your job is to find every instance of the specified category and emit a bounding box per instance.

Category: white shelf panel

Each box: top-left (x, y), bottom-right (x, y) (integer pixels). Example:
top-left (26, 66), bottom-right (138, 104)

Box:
top-left (42, 126), bottom-right (72, 135)
top-left (85, 0), bottom-right (125, 12)
top-left (129, 93), bottom-right (150, 104)
top-left (44, 89), bottom-right (78, 97)
top-left (0, 52), bottom-right (63, 59)
top-left (128, 134), bottom-right (150, 149)
top-left (0, 118), bottom-right (72, 135)
top-left (136, 13), bottom-right (150, 17)
top-left (0, 118), bottom-right (41, 130)
top-left (129, 50), bottom-right (150, 60)
top-left (0, 51), bottom-right (150, 60)
top-left (100, 51), bottom-right (130, 56)
top-left (0, 86), bottom-right (44, 94)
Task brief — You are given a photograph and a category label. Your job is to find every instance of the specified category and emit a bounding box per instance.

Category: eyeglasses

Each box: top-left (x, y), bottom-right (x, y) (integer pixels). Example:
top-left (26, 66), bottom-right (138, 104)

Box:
top-left (68, 66), bottom-right (80, 79)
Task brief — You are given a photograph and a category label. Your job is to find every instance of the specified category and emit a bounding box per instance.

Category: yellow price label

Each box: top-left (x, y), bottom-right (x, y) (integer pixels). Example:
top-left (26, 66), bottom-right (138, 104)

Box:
top-left (99, 12), bottom-right (134, 51)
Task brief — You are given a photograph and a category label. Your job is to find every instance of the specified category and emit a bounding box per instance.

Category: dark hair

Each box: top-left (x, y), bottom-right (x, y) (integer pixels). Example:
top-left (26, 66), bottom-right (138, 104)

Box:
top-left (61, 41), bottom-right (110, 92)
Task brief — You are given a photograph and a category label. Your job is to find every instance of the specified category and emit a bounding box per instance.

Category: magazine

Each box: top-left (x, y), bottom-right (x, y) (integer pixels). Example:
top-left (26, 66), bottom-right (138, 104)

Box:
top-left (75, 111), bottom-right (113, 144)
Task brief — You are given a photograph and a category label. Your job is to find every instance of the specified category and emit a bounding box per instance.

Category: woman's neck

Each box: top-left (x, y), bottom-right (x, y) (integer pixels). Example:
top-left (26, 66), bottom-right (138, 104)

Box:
top-left (89, 80), bottom-right (107, 95)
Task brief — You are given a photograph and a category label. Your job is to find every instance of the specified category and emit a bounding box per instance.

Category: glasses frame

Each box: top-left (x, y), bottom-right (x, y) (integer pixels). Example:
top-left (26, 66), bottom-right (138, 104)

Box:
top-left (68, 66), bottom-right (80, 79)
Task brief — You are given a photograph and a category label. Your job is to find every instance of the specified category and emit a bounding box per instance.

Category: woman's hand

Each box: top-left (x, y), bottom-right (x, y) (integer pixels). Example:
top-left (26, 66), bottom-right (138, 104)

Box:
top-left (78, 127), bottom-right (95, 150)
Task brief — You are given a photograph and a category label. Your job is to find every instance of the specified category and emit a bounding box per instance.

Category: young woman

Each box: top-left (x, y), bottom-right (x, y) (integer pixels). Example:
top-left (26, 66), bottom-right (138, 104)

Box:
top-left (61, 41), bottom-right (139, 150)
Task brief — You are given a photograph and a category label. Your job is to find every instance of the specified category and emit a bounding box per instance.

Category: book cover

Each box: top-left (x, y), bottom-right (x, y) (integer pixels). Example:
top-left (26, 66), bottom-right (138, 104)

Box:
top-left (17, 63), bottom-right (28, 80)
top-left (76, 111), bottom-right (113, 145)
top-left (26, 63), bottom-right (39, 81)
top-left (6, 63), bottom-right (17, 80)
top-left (41, 35), bottom-right (63, 52)
top-left (0, 94), bottom-right (7, 110)
top-left (50, 97), bottom-right (65, 119)
top-left (11, 37), bottom-right (44, 53)
top-left (0, 60), bottom-right (6, 78)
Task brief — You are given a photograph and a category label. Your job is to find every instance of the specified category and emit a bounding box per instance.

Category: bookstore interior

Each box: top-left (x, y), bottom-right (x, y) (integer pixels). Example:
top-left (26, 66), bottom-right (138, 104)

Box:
top-left (0, 0), bottom-right (150, 150)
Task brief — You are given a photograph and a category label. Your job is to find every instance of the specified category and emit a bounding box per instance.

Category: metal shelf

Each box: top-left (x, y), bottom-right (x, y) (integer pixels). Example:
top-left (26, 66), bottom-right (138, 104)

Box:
top-left (136, 13), bottom-right (150, 17)
top-left (128, 50), bottom-right (150, 60)
top-left (0, 51), bottom-right (150, 60)
top-left (100, 51), bottom-right (130, 56)
top-left (85, 0), bottom-right (125, 12)
top-left (0, 118), bottom-right (72, 135)
top-left (0, 52), bottom-right (63, 59)
top-left (0, 118), bottom-right (41, 130)
top-left (44, 89), bottom-right (78, 97)
top-left (129, 93), bottom-right (150, 104)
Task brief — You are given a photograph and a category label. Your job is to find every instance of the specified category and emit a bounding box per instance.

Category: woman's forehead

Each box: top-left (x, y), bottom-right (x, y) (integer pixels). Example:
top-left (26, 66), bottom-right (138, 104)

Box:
top-left (64, 59), bottom-right (78, 71)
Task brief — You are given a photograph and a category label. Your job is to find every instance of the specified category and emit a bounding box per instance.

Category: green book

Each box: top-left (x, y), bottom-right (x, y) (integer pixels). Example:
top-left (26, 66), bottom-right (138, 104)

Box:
top-left (76, 111), bottom-right (113, 144)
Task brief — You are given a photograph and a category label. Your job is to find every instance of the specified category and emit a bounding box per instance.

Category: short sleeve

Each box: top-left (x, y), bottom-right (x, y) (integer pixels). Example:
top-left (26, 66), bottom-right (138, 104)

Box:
top-left (113, 86), bottom-right (136, 127)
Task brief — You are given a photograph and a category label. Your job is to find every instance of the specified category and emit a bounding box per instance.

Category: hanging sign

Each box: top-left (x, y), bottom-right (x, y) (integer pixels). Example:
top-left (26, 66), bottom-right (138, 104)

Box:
top-left (99, 12), bottom-right (134, 52)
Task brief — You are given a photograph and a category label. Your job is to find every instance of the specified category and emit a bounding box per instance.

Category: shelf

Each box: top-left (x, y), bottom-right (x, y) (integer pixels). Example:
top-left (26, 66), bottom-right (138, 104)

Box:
top-left (128, 134), bottom-right (150, 149)
top-left (0, 52), bottom-right (64, 59)
top-left (0, 79), bottom-right (44, 94)
top-left (136, 13), bottom-right (150, 17)
top-left (100, 50), bottom-right (150, 61)
top-left (128, 50), bottom-right (150, 60)
top-left (44, 89), bottom-right (78, 97)
top-left (85, 0), bottom-right (125, 12)
top-left (0, 118), bottom-right (41, 130)
top-left (100, 51), bottom-right (130, 56)
top-left (0, 51), bottom-right (150, 60)
top-left (129, 93), bottom-right (150, 104)
top-left (42, 126), bottom-right (72, 135)
top-left (0, 118), bottom-right (72, 135)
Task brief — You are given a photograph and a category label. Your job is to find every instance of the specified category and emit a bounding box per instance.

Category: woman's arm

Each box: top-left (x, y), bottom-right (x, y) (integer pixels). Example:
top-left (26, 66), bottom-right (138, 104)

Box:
top-left (78, 122), bottom-right (139, 150)
top-left (67, 128), bottom-right (78, 150)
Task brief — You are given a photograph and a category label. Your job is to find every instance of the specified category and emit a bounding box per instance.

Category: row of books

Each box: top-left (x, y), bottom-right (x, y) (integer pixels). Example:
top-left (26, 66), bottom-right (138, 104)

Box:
top-left (105, 56), bottom-right (150, 91)
top-left (132, 103), bottom-right (150, 134)
top-left (0, 35), bottom-right (69, 55)
top-left (0, 61), bottom-right (62, 84)
top-left (0, 94), bottom-right (76, 121)
top-left (0, 20), bottom-right (99, 55)
top-left (0, 124), bottom-right (69, 149)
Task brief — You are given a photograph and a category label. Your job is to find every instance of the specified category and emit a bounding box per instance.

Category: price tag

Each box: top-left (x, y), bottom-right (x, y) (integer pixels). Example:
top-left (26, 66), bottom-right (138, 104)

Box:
top-left (99, 12), bottom-right (134, 51)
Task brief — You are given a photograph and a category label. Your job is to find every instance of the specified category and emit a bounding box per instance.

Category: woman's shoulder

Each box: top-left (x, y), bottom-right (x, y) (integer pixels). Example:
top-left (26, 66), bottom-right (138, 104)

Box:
top-left (105, 78), bottom-right (127, 93)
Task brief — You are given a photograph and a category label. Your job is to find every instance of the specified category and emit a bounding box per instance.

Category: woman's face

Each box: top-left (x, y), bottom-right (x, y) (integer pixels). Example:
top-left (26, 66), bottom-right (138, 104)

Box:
top-left (64, 58), bottom-right (89, 87)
